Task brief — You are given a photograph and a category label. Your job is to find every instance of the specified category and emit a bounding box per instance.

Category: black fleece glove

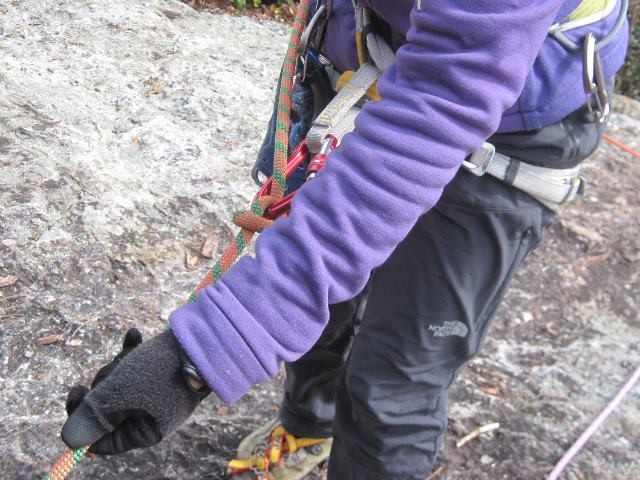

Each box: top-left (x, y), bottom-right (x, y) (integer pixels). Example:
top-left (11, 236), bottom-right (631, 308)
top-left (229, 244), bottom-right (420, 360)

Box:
top-left (61, 328), bottom-right (210, 454)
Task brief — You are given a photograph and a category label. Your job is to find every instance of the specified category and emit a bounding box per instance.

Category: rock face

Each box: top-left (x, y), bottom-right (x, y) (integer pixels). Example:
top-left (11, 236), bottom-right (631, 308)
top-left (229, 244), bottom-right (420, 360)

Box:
top-left (0, 1), bottom-right (639, 479)
top-left (1, 1), bottom-right (289, 478)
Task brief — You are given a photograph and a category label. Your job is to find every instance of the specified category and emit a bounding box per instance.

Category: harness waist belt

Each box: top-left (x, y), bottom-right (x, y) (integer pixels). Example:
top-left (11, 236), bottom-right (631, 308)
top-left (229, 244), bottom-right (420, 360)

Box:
top-left (462, 142), bottom-right (585, 209)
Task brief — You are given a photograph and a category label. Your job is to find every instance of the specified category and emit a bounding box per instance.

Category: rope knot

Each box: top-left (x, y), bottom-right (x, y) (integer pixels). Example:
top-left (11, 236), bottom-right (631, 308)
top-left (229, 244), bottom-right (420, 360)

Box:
top-left (232, 195), bottom-right (279, 233)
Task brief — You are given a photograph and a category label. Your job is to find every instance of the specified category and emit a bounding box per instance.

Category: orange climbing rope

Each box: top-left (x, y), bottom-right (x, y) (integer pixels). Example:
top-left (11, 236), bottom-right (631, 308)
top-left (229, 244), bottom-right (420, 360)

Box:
top-left (43, 447), bottom-right (89, 480)
top-left (43, 1), bottom-right (310, 478)
top-left (187, 0), bottom-right (311, 303)
top-left (603, 133), bottom-right (640, 159)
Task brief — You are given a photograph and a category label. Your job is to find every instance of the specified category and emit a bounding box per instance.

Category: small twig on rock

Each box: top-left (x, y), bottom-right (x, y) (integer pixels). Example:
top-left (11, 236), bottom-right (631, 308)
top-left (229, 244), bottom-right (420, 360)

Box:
top-left (69, 316), bottom-right (97, 340)
top-left (36, 334), bottom-right (63, 346)
top-left (0, 275), bottom-right (19, 287)
top-left (456, 422), bottom-right (500, 448)
top-left (425, 465), bottom-right (444, 480)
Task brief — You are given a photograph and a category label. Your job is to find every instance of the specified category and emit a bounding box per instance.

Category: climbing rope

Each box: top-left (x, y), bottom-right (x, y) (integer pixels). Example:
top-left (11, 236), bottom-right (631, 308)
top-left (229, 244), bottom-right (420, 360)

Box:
top-left (43, 447), bottom-right (89, 480)
top-left (187, 0), bottom-right (309, 303)
top-left (43, 1), bottom-right (309, 478)
top-left (603, 133), bottom-right (640, 159)
top-left (546, 363), bottom-right (640, 480)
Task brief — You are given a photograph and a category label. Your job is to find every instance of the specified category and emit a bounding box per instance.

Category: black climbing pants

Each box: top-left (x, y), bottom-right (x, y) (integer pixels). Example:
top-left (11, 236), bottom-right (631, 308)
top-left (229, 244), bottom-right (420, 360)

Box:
top-left (276, 102), bottom-right (607, 479)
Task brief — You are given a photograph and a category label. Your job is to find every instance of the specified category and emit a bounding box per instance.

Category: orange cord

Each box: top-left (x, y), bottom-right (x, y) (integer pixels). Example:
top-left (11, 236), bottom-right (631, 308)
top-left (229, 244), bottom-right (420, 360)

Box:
top-left (603, 133), bottom-right (640, 159)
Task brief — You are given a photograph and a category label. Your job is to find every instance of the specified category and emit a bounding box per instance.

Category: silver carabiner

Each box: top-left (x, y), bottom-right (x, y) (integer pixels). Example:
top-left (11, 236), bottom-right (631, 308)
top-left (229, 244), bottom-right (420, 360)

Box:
top-left (298, 4), bottom-right (327, 83)
top-left (298, 4), bottom-right (326, 56)
top-left (582, 32), bottom-right (610, 124)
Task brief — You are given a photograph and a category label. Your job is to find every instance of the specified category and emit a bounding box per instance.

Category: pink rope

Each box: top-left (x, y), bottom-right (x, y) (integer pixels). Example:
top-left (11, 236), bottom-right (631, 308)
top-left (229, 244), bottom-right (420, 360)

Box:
top-left (546, 363), bottom-right (640, 480)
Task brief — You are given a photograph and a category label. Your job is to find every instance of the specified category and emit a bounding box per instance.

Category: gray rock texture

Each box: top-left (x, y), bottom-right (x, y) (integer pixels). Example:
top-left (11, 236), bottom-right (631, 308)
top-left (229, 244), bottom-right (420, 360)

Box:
top-left (1, 1), bottom-right (639, 479)
top-left (1, 1), bottom-right (288, 478)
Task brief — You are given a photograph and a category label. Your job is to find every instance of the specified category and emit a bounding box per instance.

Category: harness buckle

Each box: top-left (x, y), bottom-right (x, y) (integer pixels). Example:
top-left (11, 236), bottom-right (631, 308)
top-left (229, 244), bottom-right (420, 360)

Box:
top-left (462, 142), bottom-right (495, 176)
top-left (582, 32), bottom-right (610, 125)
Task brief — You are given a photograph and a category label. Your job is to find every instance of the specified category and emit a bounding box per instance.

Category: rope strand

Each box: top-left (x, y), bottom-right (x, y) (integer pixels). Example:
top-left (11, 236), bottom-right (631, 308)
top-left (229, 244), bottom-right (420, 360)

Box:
top-left (187, 0), bottom-right (309, 302)
top-left (603, 133), bottom-right (640, 159)
top-left (43, 447), bottom-right (89, 480)
top-left (546, 364), bottom-right (640, 480)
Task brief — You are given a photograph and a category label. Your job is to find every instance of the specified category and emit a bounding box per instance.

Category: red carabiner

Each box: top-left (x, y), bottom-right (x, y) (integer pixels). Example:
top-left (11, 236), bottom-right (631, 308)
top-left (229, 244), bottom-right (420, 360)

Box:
top-left (254, 140), bottom-right (310, 220)
top-left (306, 135), bottom-right (338, 180)
top-left (255, 136), bottom-right (338, 220)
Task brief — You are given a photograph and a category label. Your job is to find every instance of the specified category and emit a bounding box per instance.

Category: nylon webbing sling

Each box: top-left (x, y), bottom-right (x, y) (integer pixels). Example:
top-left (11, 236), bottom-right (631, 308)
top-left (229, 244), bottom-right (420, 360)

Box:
top-left (306, 62), bottom-right (380, 153)
top-left (463, 143), bottom-right (584, 208)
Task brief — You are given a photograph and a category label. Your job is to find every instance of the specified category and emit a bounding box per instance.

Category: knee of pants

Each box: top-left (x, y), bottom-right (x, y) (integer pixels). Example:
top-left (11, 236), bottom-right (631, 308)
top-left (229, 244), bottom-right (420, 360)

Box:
top-left (334, 341), bottom-right (458, 451)
top-left (333, 364), bottom-right (449, 478)
top-left (340, 346), bottom-right (456, 425)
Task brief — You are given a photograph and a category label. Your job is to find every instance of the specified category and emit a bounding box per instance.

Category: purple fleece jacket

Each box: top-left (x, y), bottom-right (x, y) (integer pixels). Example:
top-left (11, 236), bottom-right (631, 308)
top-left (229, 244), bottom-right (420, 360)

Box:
top-left (170, 0), bottom-right (628, 403)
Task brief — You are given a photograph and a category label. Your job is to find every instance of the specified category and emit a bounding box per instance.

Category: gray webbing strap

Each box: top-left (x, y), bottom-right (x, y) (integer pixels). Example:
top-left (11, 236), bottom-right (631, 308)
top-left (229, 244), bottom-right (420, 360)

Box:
top-left (305, 2), bottom-right (390, 152)
top-left (463, 143), bottom-right (584, 208)
top-left (306, 62), bottom-right (380, 152)
top-left (354, 2), bottom-right (395, 72)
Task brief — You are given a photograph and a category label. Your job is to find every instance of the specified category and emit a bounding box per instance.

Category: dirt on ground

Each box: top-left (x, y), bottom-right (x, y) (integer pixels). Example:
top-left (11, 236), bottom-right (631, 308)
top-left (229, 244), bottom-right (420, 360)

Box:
top-left (1, 1), bottom-right (639, 479)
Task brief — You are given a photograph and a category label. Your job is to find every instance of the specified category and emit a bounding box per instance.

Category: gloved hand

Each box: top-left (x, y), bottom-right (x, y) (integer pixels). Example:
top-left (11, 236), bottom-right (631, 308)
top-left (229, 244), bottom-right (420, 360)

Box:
top-left (61, 328), bottom-right (210, 454)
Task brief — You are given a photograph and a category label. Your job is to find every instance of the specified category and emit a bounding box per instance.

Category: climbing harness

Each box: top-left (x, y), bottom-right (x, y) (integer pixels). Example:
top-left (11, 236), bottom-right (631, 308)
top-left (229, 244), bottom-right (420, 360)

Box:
top-left (465, 0), bottom-right (629, 206)
top-left (462, 143), bottom-right (585, 210)
top-left (226, 424), bottom-right (329, 479)
top-left (300, 0), bottom-right (630, 208)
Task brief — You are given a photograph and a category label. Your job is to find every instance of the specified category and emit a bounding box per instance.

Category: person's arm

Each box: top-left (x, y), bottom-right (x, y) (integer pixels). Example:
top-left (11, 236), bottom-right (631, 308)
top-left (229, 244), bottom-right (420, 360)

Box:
top-left (170, 0), bottom-right (571, 404)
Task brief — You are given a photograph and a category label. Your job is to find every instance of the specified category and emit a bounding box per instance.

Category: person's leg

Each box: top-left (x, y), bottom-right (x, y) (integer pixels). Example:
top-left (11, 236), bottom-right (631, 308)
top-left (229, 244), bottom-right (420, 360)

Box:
top-left (244, 86), bottom-right (607, 478)
top-left (323, 99), bottom-right (609, 479)
top-left (280, 287), bottom-right (370, 438)
top-left (327, 170), bottom-right (555, 479)
top-left (229, 292), bottom-right (369, 480)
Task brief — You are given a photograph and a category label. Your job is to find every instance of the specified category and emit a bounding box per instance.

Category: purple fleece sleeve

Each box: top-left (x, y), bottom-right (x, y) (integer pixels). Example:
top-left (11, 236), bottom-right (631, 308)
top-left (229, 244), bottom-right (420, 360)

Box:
top-left (170, 0), bottom-right (567, 403)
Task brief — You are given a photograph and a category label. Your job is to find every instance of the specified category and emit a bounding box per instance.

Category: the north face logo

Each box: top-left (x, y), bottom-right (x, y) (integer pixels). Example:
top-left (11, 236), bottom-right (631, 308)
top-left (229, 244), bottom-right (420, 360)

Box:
top-left (428, 321), bottom-right (469, 338)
